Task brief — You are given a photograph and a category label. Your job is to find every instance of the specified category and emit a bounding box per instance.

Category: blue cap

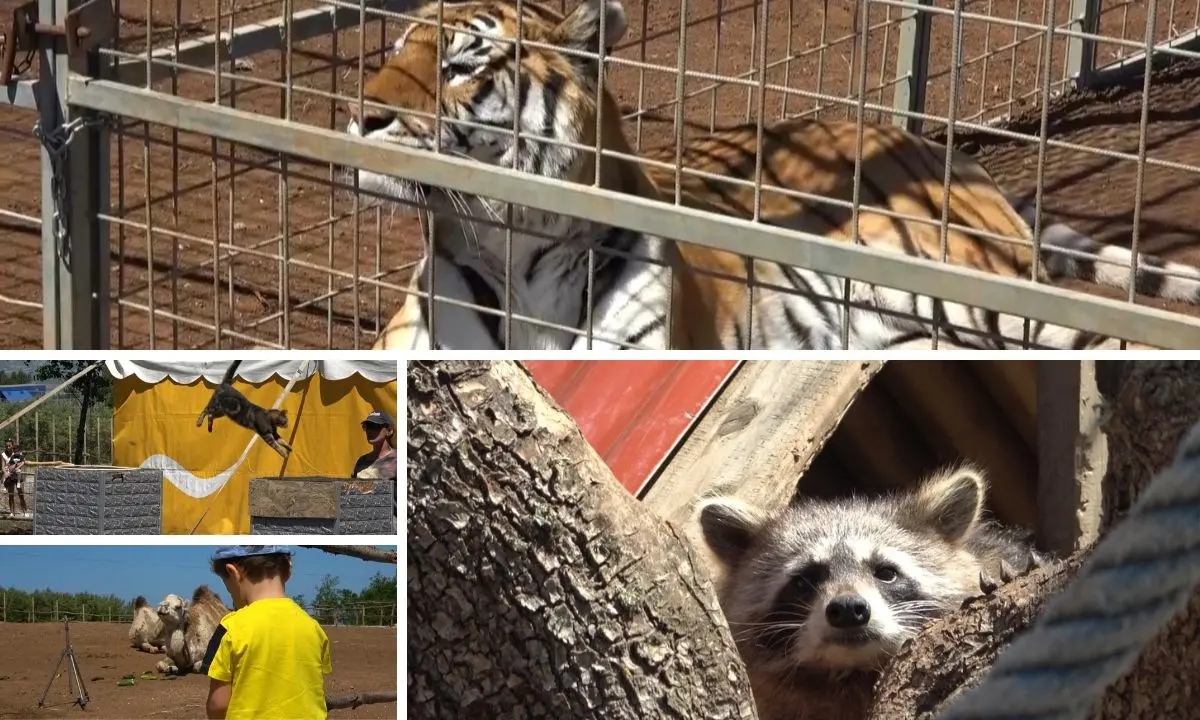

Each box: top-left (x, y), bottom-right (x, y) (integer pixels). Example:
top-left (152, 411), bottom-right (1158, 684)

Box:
top-left (211, 545), bottom-right (292, 562)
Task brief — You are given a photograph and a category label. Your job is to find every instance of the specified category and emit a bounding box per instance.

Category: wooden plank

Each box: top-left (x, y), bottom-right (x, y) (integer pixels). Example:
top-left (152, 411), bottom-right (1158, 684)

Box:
top-left (882, 361), bottom-right (1038, 528)
top-left (643, 360), bottom-right (883, 527)
top-left (1036, 360), bottom-right (1106, 555)
top-left (973, 360), bottom-right (1038, 450)
top-left (828, 384), bottom-right (937, 494)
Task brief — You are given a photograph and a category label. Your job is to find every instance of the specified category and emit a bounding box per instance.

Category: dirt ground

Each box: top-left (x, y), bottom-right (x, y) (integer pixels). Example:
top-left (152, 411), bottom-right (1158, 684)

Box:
top-left (0, 0), bottom-right (1196, 348)
top-left (0, 622), bottom-right (398, 719)
top-left (0, 517), bottom-right (32, 534)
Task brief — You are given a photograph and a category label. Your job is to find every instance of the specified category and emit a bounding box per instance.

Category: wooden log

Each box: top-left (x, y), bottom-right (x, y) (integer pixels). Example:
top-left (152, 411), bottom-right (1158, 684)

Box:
top-left (326, 691), bottom-right (398, 710)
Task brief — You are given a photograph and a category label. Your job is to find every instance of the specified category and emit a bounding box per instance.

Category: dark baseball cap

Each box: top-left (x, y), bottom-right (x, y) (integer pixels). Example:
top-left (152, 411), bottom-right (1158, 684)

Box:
top-left (361, 410), bottom-right (393, 428)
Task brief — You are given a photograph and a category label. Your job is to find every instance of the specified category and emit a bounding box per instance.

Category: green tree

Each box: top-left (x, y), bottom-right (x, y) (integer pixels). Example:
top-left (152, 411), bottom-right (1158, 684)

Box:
top-left (0, 369), bottom-right (34, 385)
top-left (0, 586), bottom-right (131, 623)
top-left (312, 575), bottom-right (344, 625)
top-left (27, 360), bottom-right (111, 465)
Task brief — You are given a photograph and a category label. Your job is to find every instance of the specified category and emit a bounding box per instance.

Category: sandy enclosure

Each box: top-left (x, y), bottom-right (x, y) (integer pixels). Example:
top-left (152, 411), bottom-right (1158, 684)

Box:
top-left (0, 621), bottom-right (398, 719)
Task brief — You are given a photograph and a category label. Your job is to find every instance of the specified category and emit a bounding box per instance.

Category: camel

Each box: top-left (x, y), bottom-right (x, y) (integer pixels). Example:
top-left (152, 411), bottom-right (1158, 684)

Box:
top-left (128, 595), bottom-right (166, 654)
top-left (155, 585), bottom-right (230, 675)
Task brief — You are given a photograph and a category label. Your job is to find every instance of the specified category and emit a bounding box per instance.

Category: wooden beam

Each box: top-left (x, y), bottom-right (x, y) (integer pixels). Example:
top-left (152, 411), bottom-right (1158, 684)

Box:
top-left (643, 360), bottom-right (883, 527)
top-left (1035, 360), bottom-right (1106, 555)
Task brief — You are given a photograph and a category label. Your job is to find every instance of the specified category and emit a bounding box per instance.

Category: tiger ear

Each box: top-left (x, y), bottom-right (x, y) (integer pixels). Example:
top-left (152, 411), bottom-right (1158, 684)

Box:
top-left (551, 0), bottom-right (627, 51)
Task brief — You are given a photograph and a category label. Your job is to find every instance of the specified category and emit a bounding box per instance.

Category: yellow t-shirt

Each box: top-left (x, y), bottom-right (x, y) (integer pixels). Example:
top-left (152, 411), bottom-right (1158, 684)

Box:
top-left (201, 597), bottom-right (332, 720)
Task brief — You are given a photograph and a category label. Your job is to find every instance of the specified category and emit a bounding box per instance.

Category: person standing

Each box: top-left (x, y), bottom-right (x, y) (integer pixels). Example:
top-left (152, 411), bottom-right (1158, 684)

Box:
top-left (351, 410), bottom-right (396, 531)
top-left (3, 439), bottom-right (29, 519)
top-left (351, 410), bottom-right (396, 481)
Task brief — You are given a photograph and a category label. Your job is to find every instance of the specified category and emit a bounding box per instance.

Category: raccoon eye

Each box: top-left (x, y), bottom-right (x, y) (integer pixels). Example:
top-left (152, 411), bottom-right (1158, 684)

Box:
top-left (795, 564), bottom-right (828, 588)
top-left (874, 565), bottom-right (900, 583)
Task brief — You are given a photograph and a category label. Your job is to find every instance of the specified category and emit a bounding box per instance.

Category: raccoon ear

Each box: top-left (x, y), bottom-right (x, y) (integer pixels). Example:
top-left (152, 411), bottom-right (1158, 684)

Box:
top-left (696, 497), bottom-right (768, 567)
top-left (905, 466), bottom-right (986, 544)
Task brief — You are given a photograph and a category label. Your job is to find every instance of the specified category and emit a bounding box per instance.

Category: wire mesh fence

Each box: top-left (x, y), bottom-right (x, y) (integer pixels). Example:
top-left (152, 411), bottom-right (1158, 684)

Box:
top-left (3, 0), bottom-right (1200, 348)
top-left (0, 595), bottom-right (399, 626)
top-left (0, 398), bottom-right (113, 465)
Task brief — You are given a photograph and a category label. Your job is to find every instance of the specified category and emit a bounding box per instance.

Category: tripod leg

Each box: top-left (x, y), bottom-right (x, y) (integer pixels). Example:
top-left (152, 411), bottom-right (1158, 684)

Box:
top-left (67, 648), bottom-right (89, 707)
top-left (38, 648), bottom-right (70, 708)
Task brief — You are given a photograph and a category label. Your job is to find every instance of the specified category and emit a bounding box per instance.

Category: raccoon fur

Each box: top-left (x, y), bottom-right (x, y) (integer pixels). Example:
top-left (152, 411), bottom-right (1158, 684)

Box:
top-left (696, 464), bottom-right (1048, 720)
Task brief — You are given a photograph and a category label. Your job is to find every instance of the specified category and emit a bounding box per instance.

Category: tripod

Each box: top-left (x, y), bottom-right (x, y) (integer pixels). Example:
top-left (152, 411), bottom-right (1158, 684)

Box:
top-left (38, 619), bottom-right (90, 710)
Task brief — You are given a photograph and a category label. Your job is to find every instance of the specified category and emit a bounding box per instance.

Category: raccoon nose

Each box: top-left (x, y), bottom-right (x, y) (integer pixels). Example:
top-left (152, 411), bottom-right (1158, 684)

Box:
top-left (825, 595), bottom-right (871, 628)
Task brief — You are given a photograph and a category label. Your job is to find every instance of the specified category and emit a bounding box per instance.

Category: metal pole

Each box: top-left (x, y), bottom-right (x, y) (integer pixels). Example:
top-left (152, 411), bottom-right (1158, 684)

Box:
top-left (40, 0), bottom-right (112, 349)
top-left (38, 0), bottom-right (65, 348)
top-left (1065, 0), bottom-right (1101, 88)
top-left (891, 0), bottom-right (932, 133)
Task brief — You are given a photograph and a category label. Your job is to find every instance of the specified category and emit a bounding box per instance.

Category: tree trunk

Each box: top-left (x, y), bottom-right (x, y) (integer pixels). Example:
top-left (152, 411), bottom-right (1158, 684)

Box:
top-left (73, 372), bottom-right (93, 465)
top-left (407, 360), bottom-right (757, 720)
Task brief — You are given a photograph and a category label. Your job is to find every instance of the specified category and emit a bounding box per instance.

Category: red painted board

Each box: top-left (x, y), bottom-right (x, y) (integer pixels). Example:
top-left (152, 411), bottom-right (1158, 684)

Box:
top-left (523, 360), bottom-right (738, 495)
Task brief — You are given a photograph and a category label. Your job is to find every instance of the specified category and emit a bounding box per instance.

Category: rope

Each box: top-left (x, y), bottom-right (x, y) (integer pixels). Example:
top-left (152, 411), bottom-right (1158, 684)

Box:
top-left (0, 361), bottom-right (105, 434)
top-left (939, 420), bottom-right (1200, 720)
top-left (187, 360), bottom-right (311, 534)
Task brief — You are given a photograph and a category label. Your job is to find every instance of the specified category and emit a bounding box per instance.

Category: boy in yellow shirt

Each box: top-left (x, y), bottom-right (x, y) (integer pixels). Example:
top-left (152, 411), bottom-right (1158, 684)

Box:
top-left (201, 546), bottom-right (332, 720)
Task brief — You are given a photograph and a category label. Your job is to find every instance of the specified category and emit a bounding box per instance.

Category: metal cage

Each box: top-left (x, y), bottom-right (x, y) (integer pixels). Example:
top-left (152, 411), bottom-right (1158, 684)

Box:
top-left (2, 0), bottom-right (1198, 348)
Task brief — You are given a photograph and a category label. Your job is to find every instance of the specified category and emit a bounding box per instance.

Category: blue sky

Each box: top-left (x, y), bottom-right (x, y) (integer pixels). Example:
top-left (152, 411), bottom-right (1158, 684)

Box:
top-left (0, 545), bottom-right (396, 605)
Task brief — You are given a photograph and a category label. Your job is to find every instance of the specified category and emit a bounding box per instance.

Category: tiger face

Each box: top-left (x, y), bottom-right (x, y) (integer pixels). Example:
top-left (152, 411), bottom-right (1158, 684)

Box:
top-left (346, 0), bottom-right (628, 210)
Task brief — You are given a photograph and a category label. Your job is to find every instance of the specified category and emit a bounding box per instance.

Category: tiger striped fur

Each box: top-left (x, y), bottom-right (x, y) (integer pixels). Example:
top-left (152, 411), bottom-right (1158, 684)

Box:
top-left (350, 0), bottom-right (1200, 350)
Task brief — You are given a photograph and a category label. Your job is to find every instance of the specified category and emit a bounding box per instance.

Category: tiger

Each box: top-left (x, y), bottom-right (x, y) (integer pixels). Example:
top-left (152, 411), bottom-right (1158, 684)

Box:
top-left (347, 0), bottom-right (1200, 351)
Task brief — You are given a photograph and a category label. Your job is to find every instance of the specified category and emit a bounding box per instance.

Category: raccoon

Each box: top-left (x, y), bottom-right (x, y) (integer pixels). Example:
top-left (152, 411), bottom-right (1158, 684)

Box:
top-left (696, 464), bottom-right (1047, 720)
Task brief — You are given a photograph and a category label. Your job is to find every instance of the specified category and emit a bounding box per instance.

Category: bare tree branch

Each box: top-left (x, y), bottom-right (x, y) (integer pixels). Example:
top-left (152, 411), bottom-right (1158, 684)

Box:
top-left (326, 692), bottom-right (398, 710)
top-left (301, 545), bottom-right (397, 564)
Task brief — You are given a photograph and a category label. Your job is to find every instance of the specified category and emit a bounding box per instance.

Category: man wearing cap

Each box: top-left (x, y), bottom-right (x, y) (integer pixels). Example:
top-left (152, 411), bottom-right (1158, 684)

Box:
top-left (202, 545), bottom-right (331, 719)
top-left (352, 410), bottom-right (397, 481)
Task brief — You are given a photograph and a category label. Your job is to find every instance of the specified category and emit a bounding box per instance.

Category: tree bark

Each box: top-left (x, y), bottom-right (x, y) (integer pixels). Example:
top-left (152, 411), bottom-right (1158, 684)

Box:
top-left (73, 371), bottom-right (93, 465)
top-left (407, 360), bottom-right (757, 720)
top-left (869, 553), bottom-right (1087, 720)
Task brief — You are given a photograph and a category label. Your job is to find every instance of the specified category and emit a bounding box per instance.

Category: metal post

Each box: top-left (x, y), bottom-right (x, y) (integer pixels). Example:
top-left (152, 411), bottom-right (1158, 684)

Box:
top-left (891, 0), bottom-right (932, 133)
top-left (38, 0), bottom-right (111, 349)
top-left (1065, 0), bottom-right (1101, 88)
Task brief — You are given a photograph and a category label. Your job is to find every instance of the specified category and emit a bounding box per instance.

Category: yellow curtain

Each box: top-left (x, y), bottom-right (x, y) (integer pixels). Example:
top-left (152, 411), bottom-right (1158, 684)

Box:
top-left (112, 372), bottom-right (398, 535)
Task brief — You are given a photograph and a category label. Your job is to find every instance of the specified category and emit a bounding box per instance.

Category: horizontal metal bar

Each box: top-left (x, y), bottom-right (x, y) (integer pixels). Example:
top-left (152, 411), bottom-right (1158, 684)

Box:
top-left (1085, 27), bottom-right (1200, 86)
top-left (67, 75), bottom-right (1200, 350)
top-left (0, 207), bottom-right (41, 226)
top-left (2, 79), bottom-right (40, 110)
top-left (114, 0), bottom-right (421, 87)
